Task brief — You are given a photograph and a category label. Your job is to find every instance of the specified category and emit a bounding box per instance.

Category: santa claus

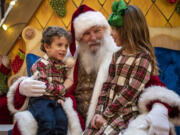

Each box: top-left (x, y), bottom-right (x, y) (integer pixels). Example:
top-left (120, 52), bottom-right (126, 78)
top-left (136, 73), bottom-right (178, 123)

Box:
top-left (7, 5), bottom-right (180, 135)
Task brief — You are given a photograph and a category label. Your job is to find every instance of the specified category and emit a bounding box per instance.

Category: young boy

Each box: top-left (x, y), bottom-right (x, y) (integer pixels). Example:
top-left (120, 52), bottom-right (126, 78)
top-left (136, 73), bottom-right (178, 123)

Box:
top-left (28, 26), bottom-right (74, 135)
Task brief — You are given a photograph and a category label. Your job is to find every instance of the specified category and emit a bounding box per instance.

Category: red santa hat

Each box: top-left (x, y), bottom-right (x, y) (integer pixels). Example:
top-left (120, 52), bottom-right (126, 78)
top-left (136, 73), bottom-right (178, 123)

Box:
top-left (70, 5), bottom-right (110, 56)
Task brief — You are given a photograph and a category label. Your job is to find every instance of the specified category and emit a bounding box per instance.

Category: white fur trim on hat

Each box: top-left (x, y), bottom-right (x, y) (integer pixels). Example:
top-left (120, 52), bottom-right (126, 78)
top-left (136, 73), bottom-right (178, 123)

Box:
top-left (73, 11), bottom-right (110, 40)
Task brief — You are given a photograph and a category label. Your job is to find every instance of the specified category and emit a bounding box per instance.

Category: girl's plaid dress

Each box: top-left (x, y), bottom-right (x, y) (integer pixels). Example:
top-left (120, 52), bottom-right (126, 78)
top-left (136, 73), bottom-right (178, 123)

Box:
top-left (84, 49), bottom-right (153, 135)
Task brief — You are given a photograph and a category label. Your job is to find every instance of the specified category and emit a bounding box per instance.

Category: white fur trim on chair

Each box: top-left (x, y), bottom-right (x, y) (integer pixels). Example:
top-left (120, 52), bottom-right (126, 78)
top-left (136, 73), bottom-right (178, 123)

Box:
top-left (14, 97), bottom-right (82, 135)
top-left (139, 86), bottom-right (180, 125)
top-left (15, 110), bottom-right (38, 135)
top-left (63, 97), bottom-right (82, 135)
top-left (7, 77), bottom-right (29, 113)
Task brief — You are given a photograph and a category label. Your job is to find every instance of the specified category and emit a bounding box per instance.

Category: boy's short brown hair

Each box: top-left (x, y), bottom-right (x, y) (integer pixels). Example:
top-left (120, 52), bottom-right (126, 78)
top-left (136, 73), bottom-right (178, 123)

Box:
top-left (41, 26), bottom-right (72, 53)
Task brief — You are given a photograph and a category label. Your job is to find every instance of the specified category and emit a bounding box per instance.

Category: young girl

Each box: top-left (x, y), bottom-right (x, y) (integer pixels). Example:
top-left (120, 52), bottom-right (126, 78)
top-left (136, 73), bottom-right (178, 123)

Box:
top-left (28, 26), bottom-right (74, 135)
top-left (83, 0), bottom-right (159, 134)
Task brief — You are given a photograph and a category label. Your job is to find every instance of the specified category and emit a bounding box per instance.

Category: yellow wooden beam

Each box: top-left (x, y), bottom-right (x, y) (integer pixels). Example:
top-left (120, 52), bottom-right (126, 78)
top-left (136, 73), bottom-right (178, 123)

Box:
top-left (0, 0), bottom-right (43, 55)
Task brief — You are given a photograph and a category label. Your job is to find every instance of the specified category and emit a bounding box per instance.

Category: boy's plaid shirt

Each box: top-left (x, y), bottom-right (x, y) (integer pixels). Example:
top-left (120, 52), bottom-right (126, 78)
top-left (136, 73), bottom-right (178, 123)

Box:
top-left (31, 54), bottom-right (68, 99)
top-left (94, 49), bottom-right (153, 134)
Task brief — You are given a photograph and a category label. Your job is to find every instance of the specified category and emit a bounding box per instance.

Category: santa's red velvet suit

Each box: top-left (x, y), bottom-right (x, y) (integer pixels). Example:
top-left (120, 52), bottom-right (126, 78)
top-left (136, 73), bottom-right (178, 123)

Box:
top-left (7, 5), bottom-right (180, 135)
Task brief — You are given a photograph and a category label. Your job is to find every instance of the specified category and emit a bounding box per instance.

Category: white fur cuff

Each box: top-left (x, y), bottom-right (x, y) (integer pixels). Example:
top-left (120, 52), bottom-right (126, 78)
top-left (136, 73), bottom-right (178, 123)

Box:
top-left (139, 86), bottom-right (180, 125)
top-left (7, 77), bottom-right (29, 113)
top-left (122, 114), bottom-right (176, 135)
top-left (63, 97), bottom-right (82, 135)
top-left (15, 111), bottom-right (37, 135)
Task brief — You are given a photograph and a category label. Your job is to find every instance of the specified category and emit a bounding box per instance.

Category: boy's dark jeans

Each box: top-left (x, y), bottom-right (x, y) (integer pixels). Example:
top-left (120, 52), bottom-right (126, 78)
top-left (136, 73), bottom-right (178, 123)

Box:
top-left (29, 98), bottom-right (68, 135)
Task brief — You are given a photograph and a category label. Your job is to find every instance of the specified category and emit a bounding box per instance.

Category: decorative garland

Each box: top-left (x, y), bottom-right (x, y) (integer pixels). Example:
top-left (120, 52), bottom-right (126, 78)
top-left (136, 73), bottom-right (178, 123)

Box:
top-left (0, 61), bottom-right (10, 95)
top-left (0, 71), bottom-right (9, 94)
top-left (50, 0), bottom-right (66, 17)
top-left (10, 38), bottom-right (25, 74)
top-left (10, 48), bottom-right (25, 74)
top-left (166, 0), bottom-right (180, 15)
top-left (167, 0), bottom-right (177, 3)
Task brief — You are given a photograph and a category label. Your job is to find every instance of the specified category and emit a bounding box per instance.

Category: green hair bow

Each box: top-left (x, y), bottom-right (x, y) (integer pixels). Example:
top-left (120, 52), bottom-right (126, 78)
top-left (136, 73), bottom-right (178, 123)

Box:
top-left (108, 0), bottom-right (128, 27)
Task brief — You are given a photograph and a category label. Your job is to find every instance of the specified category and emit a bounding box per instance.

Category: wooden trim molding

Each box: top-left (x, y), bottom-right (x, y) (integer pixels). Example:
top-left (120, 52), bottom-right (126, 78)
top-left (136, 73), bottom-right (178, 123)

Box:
top-left (149, 27), bottom-right (180, 51)
top-left (0, 0), bottom-right (43, 55)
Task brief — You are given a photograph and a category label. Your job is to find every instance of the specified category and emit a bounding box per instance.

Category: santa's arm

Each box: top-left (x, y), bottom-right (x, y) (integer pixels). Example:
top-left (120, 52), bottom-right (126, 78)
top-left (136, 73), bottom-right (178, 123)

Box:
top-left (139, 75), bottom-right (180, 125)
top-left (7, 74), bottom-right (46, 114)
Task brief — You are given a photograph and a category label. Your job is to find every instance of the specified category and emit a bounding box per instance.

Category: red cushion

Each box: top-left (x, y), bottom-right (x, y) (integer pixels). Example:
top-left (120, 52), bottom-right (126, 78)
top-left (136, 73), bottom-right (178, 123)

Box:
top-left (0, 96), bottom-right (12, 124)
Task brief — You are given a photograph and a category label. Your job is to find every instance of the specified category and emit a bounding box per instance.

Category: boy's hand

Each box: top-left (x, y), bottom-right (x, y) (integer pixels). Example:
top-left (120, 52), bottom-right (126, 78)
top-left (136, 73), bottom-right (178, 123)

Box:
top-left (64, 57), bottom-right (75, 68)
top-left (58, 99), bottom-right (64, 106)
top-left (64, 57), bottom-right (75, 82)
top-left (67, 66), bottom-right (74, 81)
top-left (63, 78), bottom-right (73, 89)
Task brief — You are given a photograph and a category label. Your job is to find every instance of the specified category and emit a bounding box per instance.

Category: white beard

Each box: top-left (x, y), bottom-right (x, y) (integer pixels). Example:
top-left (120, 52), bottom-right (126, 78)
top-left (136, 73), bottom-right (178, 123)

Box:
top-left (78, 32), bottom-right (118, 74)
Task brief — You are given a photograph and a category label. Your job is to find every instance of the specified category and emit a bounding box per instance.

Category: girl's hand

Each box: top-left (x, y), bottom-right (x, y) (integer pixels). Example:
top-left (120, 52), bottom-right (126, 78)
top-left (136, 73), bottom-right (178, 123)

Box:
top-left (91, 114), bottom-right (106, 129)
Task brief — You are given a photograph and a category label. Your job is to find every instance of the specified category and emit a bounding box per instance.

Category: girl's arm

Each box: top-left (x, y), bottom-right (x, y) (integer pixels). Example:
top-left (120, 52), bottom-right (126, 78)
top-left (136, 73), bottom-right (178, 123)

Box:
top-left (95, 54), bottom-right (116, 114)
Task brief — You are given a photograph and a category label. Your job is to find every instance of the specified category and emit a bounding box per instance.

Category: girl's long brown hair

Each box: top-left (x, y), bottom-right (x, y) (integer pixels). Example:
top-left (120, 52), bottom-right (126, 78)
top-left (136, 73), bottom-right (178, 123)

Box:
top-left (117, 5), bottom-right (159, 75)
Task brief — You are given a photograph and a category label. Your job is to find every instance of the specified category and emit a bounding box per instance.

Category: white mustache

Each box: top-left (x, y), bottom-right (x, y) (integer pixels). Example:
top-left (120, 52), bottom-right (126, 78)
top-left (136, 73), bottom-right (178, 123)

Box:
top-left (88, 40), bottom-right (101, 46)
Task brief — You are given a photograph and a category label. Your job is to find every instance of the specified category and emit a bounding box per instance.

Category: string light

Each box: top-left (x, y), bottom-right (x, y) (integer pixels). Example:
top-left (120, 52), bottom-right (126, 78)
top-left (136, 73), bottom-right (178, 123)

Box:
top-left (0, 0), bottom-right (18, 30)
top-left (2, 24), bottom-right (8, 31)
top-left (1, 22), bottom-right (27, 31)
top-left (10, 0), bottom-right (16, 6)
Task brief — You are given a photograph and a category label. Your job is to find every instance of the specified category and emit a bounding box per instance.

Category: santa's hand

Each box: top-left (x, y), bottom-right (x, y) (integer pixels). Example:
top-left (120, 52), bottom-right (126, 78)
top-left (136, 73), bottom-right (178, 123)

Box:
top-left (139, 103), bottom-right (170, 135)
top-left (19, 77), bottom-right (46, 97)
